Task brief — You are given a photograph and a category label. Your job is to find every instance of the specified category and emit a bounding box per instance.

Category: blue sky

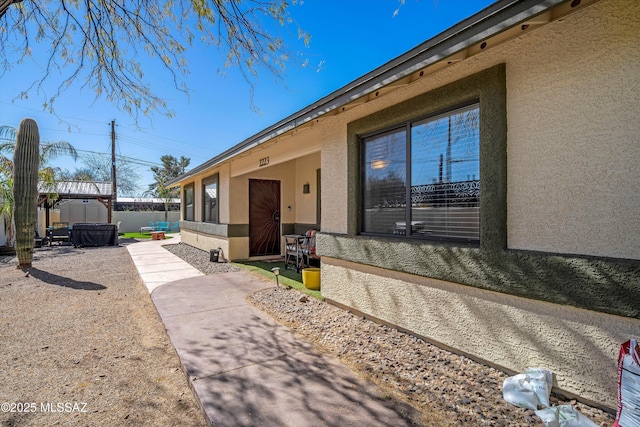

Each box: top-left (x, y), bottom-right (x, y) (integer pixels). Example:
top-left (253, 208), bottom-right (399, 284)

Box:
top-left (0, 0), bottom-right (495, 195)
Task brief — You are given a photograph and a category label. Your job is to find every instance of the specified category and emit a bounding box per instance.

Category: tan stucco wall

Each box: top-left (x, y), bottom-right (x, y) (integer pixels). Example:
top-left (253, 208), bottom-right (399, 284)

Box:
top-left (320, 122), bottom-right (349, 234)
top-left (505, 0), bottom-right (640, 259)
top-left (295, 151), bottom-right (321, 225)
top-left (228, 175), bottom-right (249, 224)
top-left (320, 0), bottom-right (639, 260)
top-left (321, 258), bottom-right (639, 408)
top-left (218, 163), bottom-right (231, 224)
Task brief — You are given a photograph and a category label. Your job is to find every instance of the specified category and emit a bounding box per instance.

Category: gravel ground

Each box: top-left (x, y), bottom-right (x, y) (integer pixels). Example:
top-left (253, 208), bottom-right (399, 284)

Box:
top-left (167, 242), bottom-right (616, 427)
top-left (0, 241), bottom-right (207, 427)
top-left (164, 243), bottom-right (242, 275)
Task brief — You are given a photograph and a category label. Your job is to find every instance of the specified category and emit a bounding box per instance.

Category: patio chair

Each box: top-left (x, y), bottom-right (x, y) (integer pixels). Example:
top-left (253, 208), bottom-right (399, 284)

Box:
top-left (170, 221), bottom-right (180, 232)
top-left (48, 222), bottom-right (70, 246)
top-left (156, 221), bottom-right (170, 232)
top-left (284, 234), bottom-right (304, 272)
top-left (301, 229), bottom-right (319, 268)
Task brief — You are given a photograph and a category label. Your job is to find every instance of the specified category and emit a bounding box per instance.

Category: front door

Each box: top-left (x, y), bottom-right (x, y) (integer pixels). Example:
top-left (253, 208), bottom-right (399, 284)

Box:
top-left (249, 179), bottom-right (281, 257)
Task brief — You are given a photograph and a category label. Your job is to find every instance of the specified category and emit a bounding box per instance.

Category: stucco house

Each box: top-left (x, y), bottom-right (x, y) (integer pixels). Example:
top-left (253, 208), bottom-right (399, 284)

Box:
top-left (169, 0), bottom-right (639, 409)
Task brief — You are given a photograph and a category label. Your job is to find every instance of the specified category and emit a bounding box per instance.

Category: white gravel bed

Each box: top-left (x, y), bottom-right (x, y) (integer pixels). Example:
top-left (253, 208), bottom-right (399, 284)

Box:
top-left (163, 243), bottom-right (242, 274)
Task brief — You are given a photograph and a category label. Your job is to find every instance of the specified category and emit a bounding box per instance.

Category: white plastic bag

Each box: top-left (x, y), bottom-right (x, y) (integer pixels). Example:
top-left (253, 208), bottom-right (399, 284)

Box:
top-left (535, 405), bottom-right (599, 427)
top-left (614, 338), bottom-right (640, 427)
top-left (503, 367), bottom-right (553, 410)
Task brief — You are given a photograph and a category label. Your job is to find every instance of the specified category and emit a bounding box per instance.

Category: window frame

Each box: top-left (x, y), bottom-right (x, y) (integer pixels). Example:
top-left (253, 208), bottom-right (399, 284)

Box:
top-left (202, 174), bottom-right (219, 224)
top-left (359, 100), bottom-right (480, 244)
top-left (183, 183), bottom-right (194, 221)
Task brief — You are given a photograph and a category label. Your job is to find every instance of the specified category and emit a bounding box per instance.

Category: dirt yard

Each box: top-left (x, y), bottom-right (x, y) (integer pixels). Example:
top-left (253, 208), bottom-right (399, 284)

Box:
top-left (0, 241), bottom-right (206, 427)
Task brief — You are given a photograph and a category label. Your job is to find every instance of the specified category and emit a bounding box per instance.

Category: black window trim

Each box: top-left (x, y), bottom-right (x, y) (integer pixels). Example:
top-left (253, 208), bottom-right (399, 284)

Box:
top-left (359, 99), bottom-right (481, 245)
top-left (183, 183), bottom-right (195, 222)
top-left (202, 173), bottom-right (219, 224)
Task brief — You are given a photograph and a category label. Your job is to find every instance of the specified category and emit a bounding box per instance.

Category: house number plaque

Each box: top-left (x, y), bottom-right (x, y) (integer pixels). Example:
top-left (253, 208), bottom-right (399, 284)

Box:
top-left (259, 156), bottom-right (270, 167)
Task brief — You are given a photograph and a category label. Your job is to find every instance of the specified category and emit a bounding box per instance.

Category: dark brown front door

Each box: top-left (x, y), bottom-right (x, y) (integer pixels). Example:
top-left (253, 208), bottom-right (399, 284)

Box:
top-left (249, 179), bottom-right (281, 257)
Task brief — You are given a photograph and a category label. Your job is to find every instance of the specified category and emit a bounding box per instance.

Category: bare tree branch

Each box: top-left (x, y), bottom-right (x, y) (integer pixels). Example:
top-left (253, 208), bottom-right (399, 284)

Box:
top-left (0, 0), bottom-right (309, 120)
top-left (0, 0), bottom-right (22, 19)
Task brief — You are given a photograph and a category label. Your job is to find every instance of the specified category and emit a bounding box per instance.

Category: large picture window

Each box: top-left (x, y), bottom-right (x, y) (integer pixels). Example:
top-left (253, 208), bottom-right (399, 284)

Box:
top-left (361, 103), bottom-right (480, 243)
top-left (202, 175), bottom-right (219, 223)
top-left (183, 184), bottom-right (194, 221)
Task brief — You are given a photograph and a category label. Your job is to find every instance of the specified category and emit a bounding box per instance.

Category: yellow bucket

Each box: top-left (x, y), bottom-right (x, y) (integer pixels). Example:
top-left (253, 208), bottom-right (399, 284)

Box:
top-left (302, 268), bottom-right (321, 290)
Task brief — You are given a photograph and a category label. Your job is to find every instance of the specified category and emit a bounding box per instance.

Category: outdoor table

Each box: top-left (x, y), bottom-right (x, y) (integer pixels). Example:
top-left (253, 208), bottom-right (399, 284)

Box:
top-left (151, 231), bottom-right (166, 240)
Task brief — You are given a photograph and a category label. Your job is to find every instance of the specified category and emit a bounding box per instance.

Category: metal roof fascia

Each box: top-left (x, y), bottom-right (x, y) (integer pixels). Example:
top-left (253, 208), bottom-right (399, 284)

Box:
top-left (39, 181), bottom-right (113, 197)
top-left (169, 0), bottom-right (565, 186)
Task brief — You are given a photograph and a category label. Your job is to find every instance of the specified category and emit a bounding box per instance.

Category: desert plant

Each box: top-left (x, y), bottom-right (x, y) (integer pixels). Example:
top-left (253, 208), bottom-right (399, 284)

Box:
top-left (13, 118), bottom-right (40, 269)
top-left (0, 125), bottom-right (77, 248)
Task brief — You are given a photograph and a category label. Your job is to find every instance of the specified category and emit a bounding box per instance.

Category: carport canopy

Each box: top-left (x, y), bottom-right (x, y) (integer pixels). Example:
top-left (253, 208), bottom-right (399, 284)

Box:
top-left (38, 181), bottom-right (114, 226)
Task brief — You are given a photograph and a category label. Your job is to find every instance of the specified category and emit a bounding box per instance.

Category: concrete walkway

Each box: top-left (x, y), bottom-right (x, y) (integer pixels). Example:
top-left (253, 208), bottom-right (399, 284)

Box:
top-left (127, 234), bottom-right (203, 293)
top-left (127, 237), bottom-right (421, 427)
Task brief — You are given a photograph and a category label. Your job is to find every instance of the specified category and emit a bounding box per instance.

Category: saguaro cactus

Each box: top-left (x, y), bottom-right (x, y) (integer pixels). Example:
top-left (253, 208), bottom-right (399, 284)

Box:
top-left (13, 118), bottom-right (40, 269)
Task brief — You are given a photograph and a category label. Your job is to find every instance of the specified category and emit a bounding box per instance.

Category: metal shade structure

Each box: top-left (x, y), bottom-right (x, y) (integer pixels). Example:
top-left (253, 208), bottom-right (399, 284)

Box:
top-left (38, 181), bottom-right (114, 226)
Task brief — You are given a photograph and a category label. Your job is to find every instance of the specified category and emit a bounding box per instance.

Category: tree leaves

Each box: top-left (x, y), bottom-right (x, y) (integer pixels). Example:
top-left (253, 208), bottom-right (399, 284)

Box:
top-left (146, 154), bottom-right (190, 199)
top-left (0, 0), bottom-right (308, 121)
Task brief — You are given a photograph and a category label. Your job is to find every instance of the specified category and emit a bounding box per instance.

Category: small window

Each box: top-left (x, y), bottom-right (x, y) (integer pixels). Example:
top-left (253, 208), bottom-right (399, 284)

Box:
top-left (361, 103), bottom-right (480, 243)
top-left (184, 184), bottom-right (194, 221)
top-left (202, 175), bottom-right (219, 223)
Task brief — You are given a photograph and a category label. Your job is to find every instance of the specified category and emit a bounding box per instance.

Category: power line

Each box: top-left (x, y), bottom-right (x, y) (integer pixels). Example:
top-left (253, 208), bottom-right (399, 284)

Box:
top-left (0, 102), bottom-right (108, 125)
top-left (2, 114), bottom-right (210, 164)
top-left (116, 135), bottom-right (209, 163)
top-left (128, 127), bottom-right (215, 152)
top-left (64, 149), bottom-right (162, 168)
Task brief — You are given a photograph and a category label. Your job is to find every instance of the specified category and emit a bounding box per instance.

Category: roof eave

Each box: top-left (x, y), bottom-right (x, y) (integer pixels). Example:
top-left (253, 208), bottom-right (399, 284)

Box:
top-left (169, 0), bottom-right (568, 186)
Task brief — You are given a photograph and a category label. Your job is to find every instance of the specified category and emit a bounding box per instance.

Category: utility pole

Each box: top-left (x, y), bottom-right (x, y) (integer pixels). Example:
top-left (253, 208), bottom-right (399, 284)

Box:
top-left (110, 120), bottom-right (116, 223)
